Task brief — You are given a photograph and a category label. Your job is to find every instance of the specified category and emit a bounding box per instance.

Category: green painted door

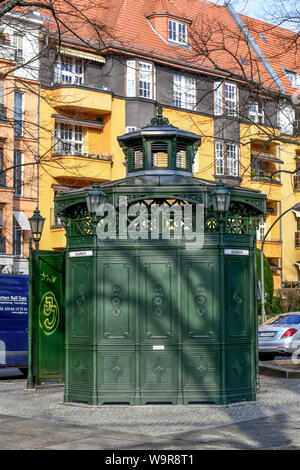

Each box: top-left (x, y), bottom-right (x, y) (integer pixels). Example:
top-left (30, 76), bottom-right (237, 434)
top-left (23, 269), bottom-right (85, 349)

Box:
top-left (33, 251), bottom-right (65, 385)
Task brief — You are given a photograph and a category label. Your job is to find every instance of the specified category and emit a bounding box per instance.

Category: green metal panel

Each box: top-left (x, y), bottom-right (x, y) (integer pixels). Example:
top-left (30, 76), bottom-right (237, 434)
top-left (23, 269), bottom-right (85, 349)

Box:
top-left (31, 251), bottom-right (65, 385)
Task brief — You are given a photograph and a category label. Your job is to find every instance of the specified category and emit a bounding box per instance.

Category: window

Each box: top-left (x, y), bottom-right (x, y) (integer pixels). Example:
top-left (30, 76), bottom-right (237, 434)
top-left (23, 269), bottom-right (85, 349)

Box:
top-left (151, 141), bottom-right (168, 167)
top-left (55, 55), bottom-right (84, 84)
top-left (54, 122), bottom-right (84, 155)
top-left (256, 219), bottom-right (266, 241)
top-left (12, 33), bottom-right (23, 62)
top-left (126, 126), bottom-right (137, 133)
top-left (278, 104), bottom-right (295, 135)
top-left (0, 209), bottom-right (5, 253)
top-left (14, 91), bottom-right (24, 137)
top-left (168, 20), bottom-right (187, 44)
top-left (215, 142), bottom-right (224, 176)
top-left (13, 150), bottom-right (23, 196)
top-left (176, 143), bottom-right (187, 169)
top-left (13, 217), bottom-right (22, 256)
top-left (259, 32), bottom-right (267, 41)
top-left (214, 81), bottom-right (237, 117)
top-left (0, 81), bottom-right (5, 122)
top-left (227, 143), bottom-right (239, 177)
top-left (173, 74), bottom-right (196, 110)
top-left (0, 147), bottom-right (5, 187)
top-left (215, 141), bottom-right (239, 177)
top-left (283, 69), bottom-right (299, 88)
top-left (249, 101), bottom-right (264, 123)
top-left (0, 80), bottom-right (3, 105)
top-left (126, 60), bottom-right (154, 99)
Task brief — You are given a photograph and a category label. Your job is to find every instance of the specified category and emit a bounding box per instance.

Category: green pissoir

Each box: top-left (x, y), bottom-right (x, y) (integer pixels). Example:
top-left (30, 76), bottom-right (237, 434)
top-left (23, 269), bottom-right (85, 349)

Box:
top-left (30, 108), bottom-right (266, 404)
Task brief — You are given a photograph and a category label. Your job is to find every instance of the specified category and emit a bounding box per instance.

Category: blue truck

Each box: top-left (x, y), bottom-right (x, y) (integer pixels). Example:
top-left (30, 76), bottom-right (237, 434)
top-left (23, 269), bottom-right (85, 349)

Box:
top-left (0, 274), bottom-right (28, 375)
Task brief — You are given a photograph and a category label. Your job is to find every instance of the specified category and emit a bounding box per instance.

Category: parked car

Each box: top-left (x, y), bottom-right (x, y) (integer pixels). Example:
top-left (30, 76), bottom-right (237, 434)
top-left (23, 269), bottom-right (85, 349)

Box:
top-left (259, 312), bottom-right (300, 360)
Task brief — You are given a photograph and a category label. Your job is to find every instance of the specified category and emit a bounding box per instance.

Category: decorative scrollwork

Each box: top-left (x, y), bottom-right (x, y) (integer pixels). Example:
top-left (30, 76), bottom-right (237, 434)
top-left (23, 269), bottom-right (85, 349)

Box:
top-left (194, 283), bottom-right (207, 316)
top-left (153, 356), bottom-right (167, 383)
top-left (111, 285), bottom-right (122, 318)
top-left (233, 283), bottom-right (242, 316)
top-left (153, 284), bottom-right (165, 317)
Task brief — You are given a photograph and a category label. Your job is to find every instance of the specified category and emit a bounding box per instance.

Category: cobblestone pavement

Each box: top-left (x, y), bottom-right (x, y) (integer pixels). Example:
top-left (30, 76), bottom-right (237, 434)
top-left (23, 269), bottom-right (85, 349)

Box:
top-left (0, 376), bottom-right (300, 433)
top-left (1, 376), bottom-right (300, 449)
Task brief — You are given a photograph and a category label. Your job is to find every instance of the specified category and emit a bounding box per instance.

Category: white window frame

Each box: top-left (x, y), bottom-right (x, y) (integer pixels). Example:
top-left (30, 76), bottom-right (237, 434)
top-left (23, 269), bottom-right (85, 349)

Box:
top-left (14, 91), bottom-right (24, 137)
top-left (126, 60), bottom-right (154, 100)
top-left (126, 126), bottom-right (136, 133)
top-left (215, 142), bottom-right (224, 176)
top-left (55, 55), bottom-right (84, 85)
top-left (54, 122), bottom-right (84, 155)
top-left (173, 74), bottom-right (196, 110)
top-left (168, 20), bottom-right (187, 44)
top-left (139, 62), bottom-right (153, 99)
top-left (249, 101), bottom-right (264, 123)
top-left (215, 141), bottom-right (239, 177)
top-left (12, 33), bottom-right (23, 61)
top-left (227, 143), bottom-right (239, 177)
top-left (256, 219), bottom-right (266, 241)
top-left (225, 83), bottom-right (237, 117)
top-left (214, 81), bottom-right (237, 117)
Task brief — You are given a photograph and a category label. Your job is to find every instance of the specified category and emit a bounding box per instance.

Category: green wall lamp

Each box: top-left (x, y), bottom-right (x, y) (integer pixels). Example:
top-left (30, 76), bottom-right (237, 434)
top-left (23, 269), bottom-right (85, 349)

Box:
top-left (29, 208), bottom-right (45, 250)
top-left (86, 182), bottom-right (107, 216)
top-left (211, 181), bottom-right (231, 213)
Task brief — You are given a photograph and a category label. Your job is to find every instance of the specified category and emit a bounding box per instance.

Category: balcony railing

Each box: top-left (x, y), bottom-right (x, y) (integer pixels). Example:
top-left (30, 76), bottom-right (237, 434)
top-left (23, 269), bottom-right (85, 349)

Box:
top-left (296, 231), bottom-right (300, 247)
top-left (251, 168), bottom-right (280, 184)
top-left (282, 281), bottom-right (300, 289)
top-left (52, 140), bottom-right (112, 161)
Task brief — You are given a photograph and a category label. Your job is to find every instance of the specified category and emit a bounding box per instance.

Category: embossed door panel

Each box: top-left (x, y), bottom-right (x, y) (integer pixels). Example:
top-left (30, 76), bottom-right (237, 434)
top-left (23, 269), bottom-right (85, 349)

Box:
top-left (140, 350), bottom-right (178, 388)
top-left (98, 351), bottom-right (136, 388)
top-left (69, 258), bottom-right (93, 342)
top-left (225, 348), bottom-right (254, 393)
top-left (224, 258), bottom-right (250, 340)
top-left (139, 257), bottom-right (177, 343)
top-left (33, 251), bottom-right (65, 384)
top-left (181, 257), bottom-right (219, 342)
top-left (182, 349), bottom-right (221, 390)
top-left (100, 260), bottom-right (134, 342)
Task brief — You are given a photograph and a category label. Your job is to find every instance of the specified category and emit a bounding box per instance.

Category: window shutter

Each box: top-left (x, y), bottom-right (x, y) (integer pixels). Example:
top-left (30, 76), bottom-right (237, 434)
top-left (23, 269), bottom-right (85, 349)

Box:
top-left (214, 81), bottom-right (223, 115)
top-left (126, 60), bottom-right (136, 97)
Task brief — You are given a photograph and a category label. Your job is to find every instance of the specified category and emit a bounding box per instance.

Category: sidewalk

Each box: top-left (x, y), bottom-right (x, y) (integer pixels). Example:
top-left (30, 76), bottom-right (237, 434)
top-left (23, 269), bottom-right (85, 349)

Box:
top-left (1, 375), bottom-right (300, 449)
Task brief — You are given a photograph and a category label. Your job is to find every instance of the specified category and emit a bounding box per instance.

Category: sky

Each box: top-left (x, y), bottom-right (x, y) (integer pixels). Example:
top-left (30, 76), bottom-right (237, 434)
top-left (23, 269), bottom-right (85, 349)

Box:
top-left (207, 0), bottom-right (298, 31)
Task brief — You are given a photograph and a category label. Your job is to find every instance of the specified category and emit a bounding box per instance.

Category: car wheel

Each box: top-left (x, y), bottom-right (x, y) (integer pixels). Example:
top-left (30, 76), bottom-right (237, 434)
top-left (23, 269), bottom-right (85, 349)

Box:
top-left (19, 368), bottom-right (28, 377)
top-left (259, 353), bottom-right (276, 361)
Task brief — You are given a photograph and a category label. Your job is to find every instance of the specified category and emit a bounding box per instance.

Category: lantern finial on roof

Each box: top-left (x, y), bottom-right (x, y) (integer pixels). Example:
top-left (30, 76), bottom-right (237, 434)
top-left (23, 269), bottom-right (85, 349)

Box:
top-left (150, 105), bottom-right (170, 126)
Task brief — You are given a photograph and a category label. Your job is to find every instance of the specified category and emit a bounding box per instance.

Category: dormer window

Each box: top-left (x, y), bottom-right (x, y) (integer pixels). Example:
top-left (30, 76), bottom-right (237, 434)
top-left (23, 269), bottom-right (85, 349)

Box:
top-left (283, 69), bottom-right (299, 88)
top-left (168, 20), bottom-right (187, 44)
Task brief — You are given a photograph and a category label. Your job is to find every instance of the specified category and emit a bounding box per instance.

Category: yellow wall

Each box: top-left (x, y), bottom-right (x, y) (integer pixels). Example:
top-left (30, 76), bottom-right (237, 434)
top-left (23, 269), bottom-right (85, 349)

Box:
top-left (38, 87), bottom-right (126, 251)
